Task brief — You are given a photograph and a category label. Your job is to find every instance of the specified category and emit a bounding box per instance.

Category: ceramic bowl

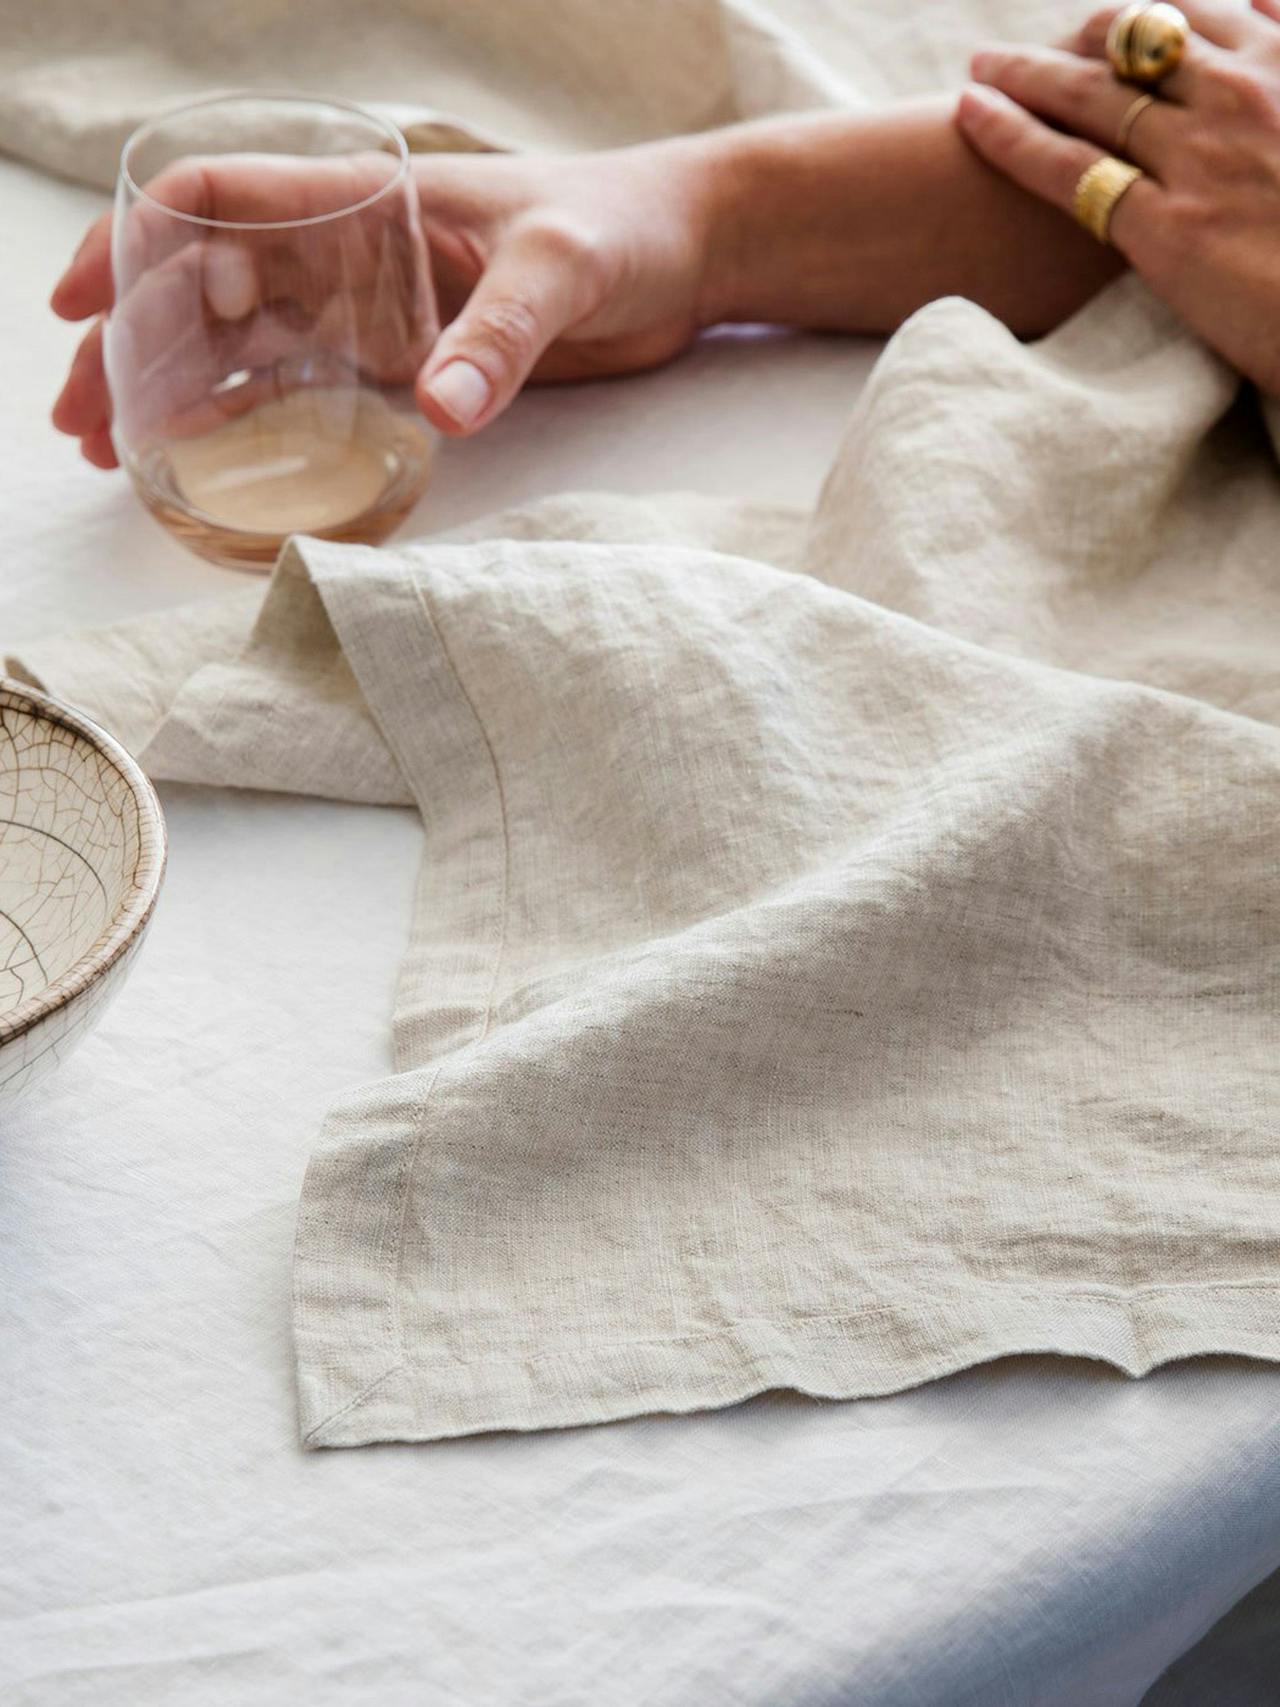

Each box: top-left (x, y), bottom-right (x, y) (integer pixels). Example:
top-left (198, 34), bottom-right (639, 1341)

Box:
top-left (0, 680), bottom-right (166, 1098)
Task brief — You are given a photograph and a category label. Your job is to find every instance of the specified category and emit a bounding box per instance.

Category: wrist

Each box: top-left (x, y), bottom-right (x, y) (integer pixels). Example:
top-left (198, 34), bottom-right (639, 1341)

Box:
top-left (685, 118), bottom-right (834, 328)
top-left (688, 127), bottom-right (754, 327)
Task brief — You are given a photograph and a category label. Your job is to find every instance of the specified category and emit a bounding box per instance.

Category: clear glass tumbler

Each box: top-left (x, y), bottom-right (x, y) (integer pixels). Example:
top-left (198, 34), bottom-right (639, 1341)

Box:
top-left (107, 93), bottom-right (438, 570)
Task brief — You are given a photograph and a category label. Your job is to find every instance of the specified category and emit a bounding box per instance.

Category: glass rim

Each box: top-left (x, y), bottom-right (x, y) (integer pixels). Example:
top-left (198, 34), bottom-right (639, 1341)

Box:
top-left (119, 90), bottom-right (411, 232)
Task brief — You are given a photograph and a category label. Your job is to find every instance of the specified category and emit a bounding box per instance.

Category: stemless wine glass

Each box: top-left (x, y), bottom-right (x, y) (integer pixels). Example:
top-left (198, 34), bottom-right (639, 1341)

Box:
top-left (106, 93), bottom-right (439, 570)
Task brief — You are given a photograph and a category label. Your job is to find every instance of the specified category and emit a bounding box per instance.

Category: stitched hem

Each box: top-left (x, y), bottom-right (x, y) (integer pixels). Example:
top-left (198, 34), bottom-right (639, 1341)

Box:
top-left (282, 538), bottom-right (1280, 1453)
top-left (289, 538), bottom-right (513, 1441)
top-left (303, 1280), bottom-right (1280, 1448)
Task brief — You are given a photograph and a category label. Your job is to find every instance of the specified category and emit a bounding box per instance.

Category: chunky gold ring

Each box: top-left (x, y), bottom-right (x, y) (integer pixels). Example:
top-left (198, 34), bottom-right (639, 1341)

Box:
top-left (1072, 155), bottom-right (1144, 243)
top-left (1115, 91), bottom-right (1157, 154)
top-left (1106, 3), bottom-right (1189, 86)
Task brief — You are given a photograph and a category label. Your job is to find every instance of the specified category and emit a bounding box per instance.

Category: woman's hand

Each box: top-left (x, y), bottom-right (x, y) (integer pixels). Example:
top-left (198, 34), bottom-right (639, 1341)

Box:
top-left (957, 0), bottom-right (1280, 393)
top-left (412, 147), bottom-right (713, 432)
top-left (51, 140), bottom-right (716, 465)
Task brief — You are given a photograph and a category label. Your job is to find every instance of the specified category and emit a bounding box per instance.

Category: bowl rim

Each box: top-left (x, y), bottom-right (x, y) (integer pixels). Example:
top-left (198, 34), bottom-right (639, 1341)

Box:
top-left (0, 679), bottom-right (167, 1046)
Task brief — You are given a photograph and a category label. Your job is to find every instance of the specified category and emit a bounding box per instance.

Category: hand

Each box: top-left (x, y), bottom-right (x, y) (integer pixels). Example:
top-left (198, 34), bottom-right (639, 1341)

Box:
top-left (53, 152), bottom-right (439, 465)
top-left (956, 0), bottom-right (1280, 393)
top-left (51, 140), bottom-right (716, 466)
top-left (411, 146), bottom-right (713, 432)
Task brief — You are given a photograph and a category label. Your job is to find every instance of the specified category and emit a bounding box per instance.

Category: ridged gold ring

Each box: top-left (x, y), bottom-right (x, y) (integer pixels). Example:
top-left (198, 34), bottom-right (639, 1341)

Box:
top-left (1115, 91), bottom-right (1157, 154)
top-left (1106, 3), bottom-right (1189, 85)
top-left (1072, 155), bottom-right (1144, 243)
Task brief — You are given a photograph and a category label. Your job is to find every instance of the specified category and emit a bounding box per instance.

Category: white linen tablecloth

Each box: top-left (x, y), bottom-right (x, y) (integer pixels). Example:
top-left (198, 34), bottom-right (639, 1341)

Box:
top-left (2, 152), bottom-right (1279, 1706)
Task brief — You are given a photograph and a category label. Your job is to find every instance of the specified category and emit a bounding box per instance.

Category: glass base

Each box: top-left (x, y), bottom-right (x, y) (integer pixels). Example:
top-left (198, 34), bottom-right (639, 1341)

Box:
top-left (126, 387), bottom-right (434, 572)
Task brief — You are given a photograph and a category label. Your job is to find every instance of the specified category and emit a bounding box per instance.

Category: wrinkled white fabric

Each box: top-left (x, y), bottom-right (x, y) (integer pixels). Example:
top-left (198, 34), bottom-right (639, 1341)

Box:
top-left (0, 0), bottom-right (1083, 190)
top-left (4, 90), bottom-right (1280, 1707)
top-left (5, 0), bottom-right (1280, 1694)
top-left (13, 275), bottom-right (1280, 1449)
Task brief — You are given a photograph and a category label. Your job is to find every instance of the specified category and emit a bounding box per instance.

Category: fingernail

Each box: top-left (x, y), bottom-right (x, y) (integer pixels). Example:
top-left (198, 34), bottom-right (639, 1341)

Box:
top-left (203, 243), bottom-right (257, 320)
top-left (424, 358), bottom-right (491, 427)
top-left (960, 83), bottom-right (1007, 115)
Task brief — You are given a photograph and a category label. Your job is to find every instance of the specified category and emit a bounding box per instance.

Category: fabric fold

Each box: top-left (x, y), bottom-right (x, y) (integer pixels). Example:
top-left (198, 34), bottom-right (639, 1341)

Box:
top-left (0, 0), bottom-right (860, 191)
top-left (11, 280), bottom-right (1280, 1450)
top-left (285, 524), bottom-right (1279, 1445)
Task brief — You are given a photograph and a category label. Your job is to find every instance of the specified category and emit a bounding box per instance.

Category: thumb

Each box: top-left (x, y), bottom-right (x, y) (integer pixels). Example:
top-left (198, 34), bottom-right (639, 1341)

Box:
top-left (416, 220), bottom-right (598, 435)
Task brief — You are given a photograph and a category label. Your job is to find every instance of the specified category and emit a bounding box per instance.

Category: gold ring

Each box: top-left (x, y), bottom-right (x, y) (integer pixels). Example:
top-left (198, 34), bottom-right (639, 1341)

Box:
top-left (1106, 3), bottom-right (1189, 86)
top-left (1072, 155), bottom-right (1144, 243)
top-left (1115, 91), bottom-right (1157, 154)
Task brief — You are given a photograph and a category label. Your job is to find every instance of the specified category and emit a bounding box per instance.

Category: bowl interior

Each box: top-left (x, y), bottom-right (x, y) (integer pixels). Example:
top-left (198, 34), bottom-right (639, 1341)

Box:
top-left (0, 686), bottom-right (156, 1021)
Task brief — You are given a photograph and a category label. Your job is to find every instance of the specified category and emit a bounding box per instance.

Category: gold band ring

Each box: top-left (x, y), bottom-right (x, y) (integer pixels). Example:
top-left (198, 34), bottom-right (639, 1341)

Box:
top-left (1106, 3), bottom-right (1189, 86)
top-left (1072, 155), bottom-right (1144, 243)
top-left (1115, 92), bottom-right (1157, 154)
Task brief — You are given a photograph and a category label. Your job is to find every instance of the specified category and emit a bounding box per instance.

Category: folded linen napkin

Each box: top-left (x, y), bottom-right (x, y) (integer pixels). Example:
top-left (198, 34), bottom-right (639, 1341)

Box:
top-left (13, 280), bottom-right (1280, 1446)
top-left (0, 0), bottom-right (860, 192)
top-left (0, 0), bottom-right (1101, 197)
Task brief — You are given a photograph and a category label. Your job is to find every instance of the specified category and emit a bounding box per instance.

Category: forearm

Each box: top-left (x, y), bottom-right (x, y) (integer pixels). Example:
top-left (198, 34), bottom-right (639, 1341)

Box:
top-left (691, 98), bottom-right (1123, 338)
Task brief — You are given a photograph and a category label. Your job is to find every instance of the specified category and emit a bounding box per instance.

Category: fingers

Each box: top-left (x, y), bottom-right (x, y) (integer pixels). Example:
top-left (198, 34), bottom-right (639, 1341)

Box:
top-left (51, 150), bottom-right (429, 479)
top-left (49, 161), bottom-right (215, 322)
top-left (202, 242), bottom-right (259, 319)
top-left (79, 426), bottom-right (119, 470)
top-left (54, 242), bottom-right (273, 450)
top-left (971, 44), bottom-right (1184, 169)
top-left (1178, 0), bottom-right (1258, 43)
top-left (50, 153), bottom-right (397, 323)
top-left (1104, 36), bottom-right (1210, 108)
top-left (1007, 17), bottom-right (1279, 139)
top-left (49, 318), bottom-right (119, 468)
top-left (51, 162), bottom-right (229, 323)
top-left (1066, 5), bottom-right (1258, 109)
top-left (51, 213), bottom-right (115, 320)
top-left (1071, 1), bottom-right (1254, 56)
top-left (1253, 0), bottom-right (1280, 22)
top-left (52, 317), bottom-right (110, 436)
top-left (956, 83), bottom-right (1160, 256)
top-left (416, 216), bottom-right (605, 434)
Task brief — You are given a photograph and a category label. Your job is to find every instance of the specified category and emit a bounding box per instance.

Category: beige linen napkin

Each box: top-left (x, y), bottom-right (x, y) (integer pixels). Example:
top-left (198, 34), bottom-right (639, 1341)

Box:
top-left (13, 279), bottom-right (1280, 1446)
top-left (0, 0), bottom-right (1091, 192)
top-left (0, 0), bottom-right (856, 192)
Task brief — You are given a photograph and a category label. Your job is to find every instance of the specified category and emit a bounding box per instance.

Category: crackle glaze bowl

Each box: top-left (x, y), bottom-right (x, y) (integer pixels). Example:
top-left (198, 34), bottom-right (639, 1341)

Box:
top-left (0, 681), bottom-right (166, 1099)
